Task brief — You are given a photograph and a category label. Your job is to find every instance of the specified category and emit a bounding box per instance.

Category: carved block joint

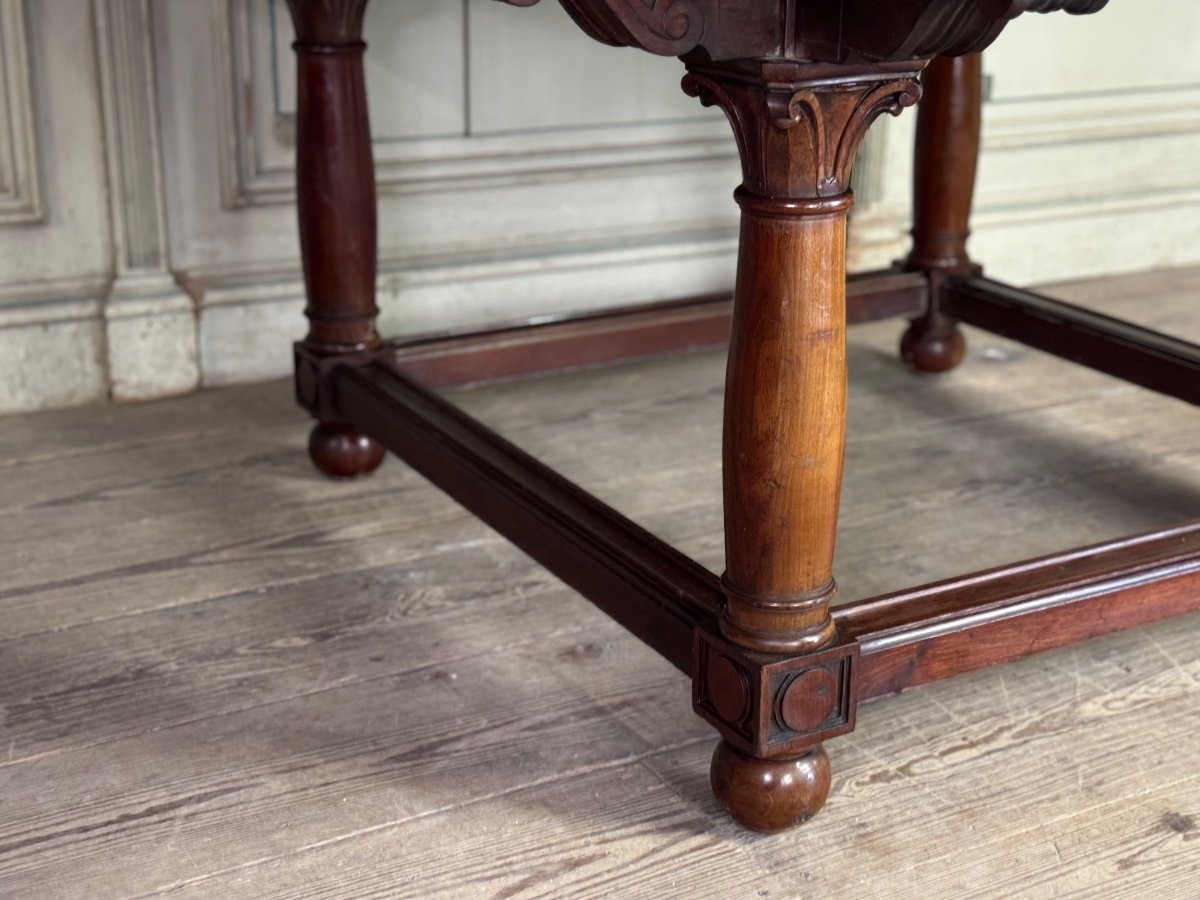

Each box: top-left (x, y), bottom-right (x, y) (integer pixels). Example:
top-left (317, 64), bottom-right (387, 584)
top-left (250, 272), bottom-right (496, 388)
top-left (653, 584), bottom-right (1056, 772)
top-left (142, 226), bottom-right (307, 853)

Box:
top-left (694, 628), bottom-right (859, 759)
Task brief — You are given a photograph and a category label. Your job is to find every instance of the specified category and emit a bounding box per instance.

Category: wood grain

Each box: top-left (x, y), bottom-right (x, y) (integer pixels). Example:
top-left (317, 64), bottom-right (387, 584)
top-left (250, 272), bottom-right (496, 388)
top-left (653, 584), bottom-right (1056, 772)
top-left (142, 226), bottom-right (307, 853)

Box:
top-left (336, 358), bottom-right (722, 672)
top-left (387, 271), bottom-right (926, 391)
top-left (1, 267), bottom-right (1198, 896)
top-left (680, 58), bottom-right (923, 656)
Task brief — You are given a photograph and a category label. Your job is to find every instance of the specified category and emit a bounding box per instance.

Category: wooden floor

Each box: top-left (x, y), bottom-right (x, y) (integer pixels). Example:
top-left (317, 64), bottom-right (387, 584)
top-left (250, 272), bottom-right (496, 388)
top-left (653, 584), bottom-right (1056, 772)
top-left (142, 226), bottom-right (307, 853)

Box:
top-left (3, 267), bottom-right (1200, 899)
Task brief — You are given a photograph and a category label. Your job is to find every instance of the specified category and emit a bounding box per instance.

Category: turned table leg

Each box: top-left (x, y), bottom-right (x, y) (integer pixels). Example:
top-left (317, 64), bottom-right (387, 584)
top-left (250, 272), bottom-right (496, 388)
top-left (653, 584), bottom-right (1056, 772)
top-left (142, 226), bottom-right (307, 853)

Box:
top-left (901, 54), bottom-right (983, 373)
top-left (684, 59), bottom-right (922, 832)
top-left (287, 0), bottom-right (385, 479)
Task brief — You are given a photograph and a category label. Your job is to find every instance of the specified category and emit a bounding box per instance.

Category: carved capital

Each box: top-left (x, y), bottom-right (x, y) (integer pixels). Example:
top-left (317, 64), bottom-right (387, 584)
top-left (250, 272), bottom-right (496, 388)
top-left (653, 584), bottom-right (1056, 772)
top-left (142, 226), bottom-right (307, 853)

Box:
top-left (694, 628), bottom-right (859, 758)
top-left (682, 59), bottom-right (922, 200)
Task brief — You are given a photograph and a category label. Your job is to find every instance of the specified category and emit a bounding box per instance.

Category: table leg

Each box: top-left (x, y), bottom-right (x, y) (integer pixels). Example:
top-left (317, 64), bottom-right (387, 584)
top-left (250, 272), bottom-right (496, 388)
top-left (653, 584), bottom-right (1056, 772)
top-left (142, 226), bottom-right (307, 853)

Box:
top-left (684, 59), bottom-right (922, 832)
top-left (287, 0), bottom-right (385, 479)
top-left (901, 54), bottom-right (983, 373)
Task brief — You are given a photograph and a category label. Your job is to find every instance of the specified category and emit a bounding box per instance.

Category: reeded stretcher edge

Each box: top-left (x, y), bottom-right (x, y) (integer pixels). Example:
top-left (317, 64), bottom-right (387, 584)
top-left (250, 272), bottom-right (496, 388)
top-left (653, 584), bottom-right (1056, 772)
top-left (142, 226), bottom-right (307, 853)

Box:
top-left (327, 354), bottom-right (1200, 704)
top-left (945, 276), bottom-right (1200, 406)
top-left (838, 523), bottom-right (1200, 700)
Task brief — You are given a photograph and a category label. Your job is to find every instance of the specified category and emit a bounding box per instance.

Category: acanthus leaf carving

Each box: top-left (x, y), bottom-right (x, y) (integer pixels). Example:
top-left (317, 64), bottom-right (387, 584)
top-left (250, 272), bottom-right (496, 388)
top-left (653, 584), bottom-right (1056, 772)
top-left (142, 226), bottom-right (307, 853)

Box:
top-left (791, 78), bottom-right (923, 196)
top-left (684, 61), bottom-right (922, 200)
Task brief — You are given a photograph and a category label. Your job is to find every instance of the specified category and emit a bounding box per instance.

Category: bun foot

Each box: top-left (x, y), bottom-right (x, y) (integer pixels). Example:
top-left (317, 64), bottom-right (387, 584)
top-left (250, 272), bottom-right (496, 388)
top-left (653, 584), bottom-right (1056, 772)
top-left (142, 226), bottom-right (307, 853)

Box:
top-left (900, 318), bottom-right (966, 373)
top-left (308, 423), bottom-right (385, 480)
top-left (710, 741), bottom-right (831, 834)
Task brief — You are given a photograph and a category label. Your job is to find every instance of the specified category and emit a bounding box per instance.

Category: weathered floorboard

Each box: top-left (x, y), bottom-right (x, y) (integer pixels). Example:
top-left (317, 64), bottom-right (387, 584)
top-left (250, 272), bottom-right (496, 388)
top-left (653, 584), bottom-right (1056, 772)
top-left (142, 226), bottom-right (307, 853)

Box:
top-left (0, 266), bottom-right (1198, 897)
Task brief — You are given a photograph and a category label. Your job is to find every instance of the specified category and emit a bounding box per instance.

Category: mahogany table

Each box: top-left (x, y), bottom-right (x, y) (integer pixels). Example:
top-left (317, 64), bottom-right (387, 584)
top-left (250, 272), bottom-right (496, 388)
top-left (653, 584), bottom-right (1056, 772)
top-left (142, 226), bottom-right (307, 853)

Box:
top-left (286, 0), bottom-right (1200, 833)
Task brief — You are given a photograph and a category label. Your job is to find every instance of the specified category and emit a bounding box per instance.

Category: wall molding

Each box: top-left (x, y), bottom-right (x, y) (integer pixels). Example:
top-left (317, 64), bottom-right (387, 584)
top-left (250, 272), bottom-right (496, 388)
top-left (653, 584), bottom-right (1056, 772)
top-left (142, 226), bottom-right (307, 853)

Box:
top-left (977, 90), bottom-right (1200, 231)
top-left (0, 275), bottom-right (108, 322)
top-left (211, 0), bottom-right (736, 208)
top-left (0, 0), bottom-right (44, 225)
top-left (188, 229), bottom-right (740, 386)
top-left (861, 84), bottom-right (1200, 241)
top-left (0, 276), bottom-right (109, 414)
top-left (95, 0), bottom-right (198, 400)
top-left (982, 84), bottom-right (1200, 150)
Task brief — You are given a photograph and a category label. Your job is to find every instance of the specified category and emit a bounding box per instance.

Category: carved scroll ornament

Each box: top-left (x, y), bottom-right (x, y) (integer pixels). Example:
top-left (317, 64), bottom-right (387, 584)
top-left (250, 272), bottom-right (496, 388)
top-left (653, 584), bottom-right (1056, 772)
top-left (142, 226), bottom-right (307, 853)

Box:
top-left (494, 0), bottom-right (1109, 63)
top-left (682, 60), bottom-right (923, 199)
top-left (498, 0), bottom-right (709, 56)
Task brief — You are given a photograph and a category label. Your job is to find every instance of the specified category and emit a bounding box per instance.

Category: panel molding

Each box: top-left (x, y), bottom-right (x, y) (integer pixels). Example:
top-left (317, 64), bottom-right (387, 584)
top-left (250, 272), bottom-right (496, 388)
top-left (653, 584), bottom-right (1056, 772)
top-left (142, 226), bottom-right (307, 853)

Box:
top-left (0, 0), bottom-right (43, 225)
top-left (0, 276), bottom-right (109, 414)
top-left (95, 0), bottom-right (171, 272)
top-left (94, 0), bottom-right (198, 400)
top-left (864, 84), bottom-right (1200, 237)
top-left (983, 84), bottom-right (1200, 150)
top-left (212, 0), bottom-right (736, 208)
top-left (972, 86), bottom-right (1200, 225)
top-left (190, 229), bottom-right (739, 385)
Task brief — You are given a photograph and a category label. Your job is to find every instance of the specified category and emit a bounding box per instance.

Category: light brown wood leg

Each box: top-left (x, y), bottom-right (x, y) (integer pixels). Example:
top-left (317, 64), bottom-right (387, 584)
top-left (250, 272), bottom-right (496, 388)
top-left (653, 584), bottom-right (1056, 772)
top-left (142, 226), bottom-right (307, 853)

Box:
top-left (721, 191), bottom-right (848, 654)
top-left (684, 58), bottom-right (923, 832)
top-left (287, 0), bottom-right (384, 479)
top-left (901, 53), bottom-right (983, 373)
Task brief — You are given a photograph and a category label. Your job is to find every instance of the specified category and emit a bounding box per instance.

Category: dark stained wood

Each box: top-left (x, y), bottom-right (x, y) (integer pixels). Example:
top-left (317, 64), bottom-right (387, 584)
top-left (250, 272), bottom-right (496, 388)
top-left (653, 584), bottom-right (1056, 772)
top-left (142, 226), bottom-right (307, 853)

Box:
top-left (844, 270), bottom-right (929, 323)
top-left (709, 741), bottom-right (831, 834)
top-left (287, 0), bottom-right (1120, 835)
top-left (693, 631), bottom-right (858, 760)
top-left (792, 0), bottom-right (1110, 64)
top-left (906, 55), bottom-right (981, 276)
top-left (287, 0), bottom-right (383, 477)
top-left (901, 53), bottom-right (981, 373)
top-left (837, 522), bottom-right (1200, 700)
top-left (287, 0), bottom-right (378, 354)
top-left (393, 292), bottom-right (734, 389)
top-left (306, 421), bottom-right (385, 479)
top-left (389, 270), bottom-right (926, 390)
top-left (322, 340), bottom-right (1200, 723)
top-left (944, 276), bottom-right (1200, 405)
top-left (333, 358), bottom-right (723, 674)
top-left (6, 269), bottom-right (1200, 890)
top-left (501, 0), bottom-right (1106, 63)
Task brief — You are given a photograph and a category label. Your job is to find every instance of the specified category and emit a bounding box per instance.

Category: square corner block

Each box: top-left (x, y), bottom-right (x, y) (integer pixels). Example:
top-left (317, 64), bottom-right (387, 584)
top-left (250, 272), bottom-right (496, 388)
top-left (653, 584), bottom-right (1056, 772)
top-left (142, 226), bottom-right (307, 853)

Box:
top-left (693, 628), bottom-right (859, 759)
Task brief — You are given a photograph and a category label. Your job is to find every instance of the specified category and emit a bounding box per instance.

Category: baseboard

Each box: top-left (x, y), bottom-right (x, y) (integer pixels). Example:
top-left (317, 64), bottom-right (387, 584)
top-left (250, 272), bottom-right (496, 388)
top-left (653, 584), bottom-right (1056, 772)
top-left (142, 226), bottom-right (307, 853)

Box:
top-left (189, 233), bottom-right (742, 387)
top-left (0, 279), bottom-right (109, 414)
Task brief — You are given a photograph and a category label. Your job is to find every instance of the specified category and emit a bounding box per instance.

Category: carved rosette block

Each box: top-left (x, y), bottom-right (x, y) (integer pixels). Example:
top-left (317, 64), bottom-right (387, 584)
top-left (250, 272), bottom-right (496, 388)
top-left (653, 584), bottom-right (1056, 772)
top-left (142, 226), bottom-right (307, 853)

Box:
top-left (695, 624), bottom-right (858, 831)
top-left (694, 629), bottom-right (859, 759)
top-left (681, 59), bottom-right (922, 654)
